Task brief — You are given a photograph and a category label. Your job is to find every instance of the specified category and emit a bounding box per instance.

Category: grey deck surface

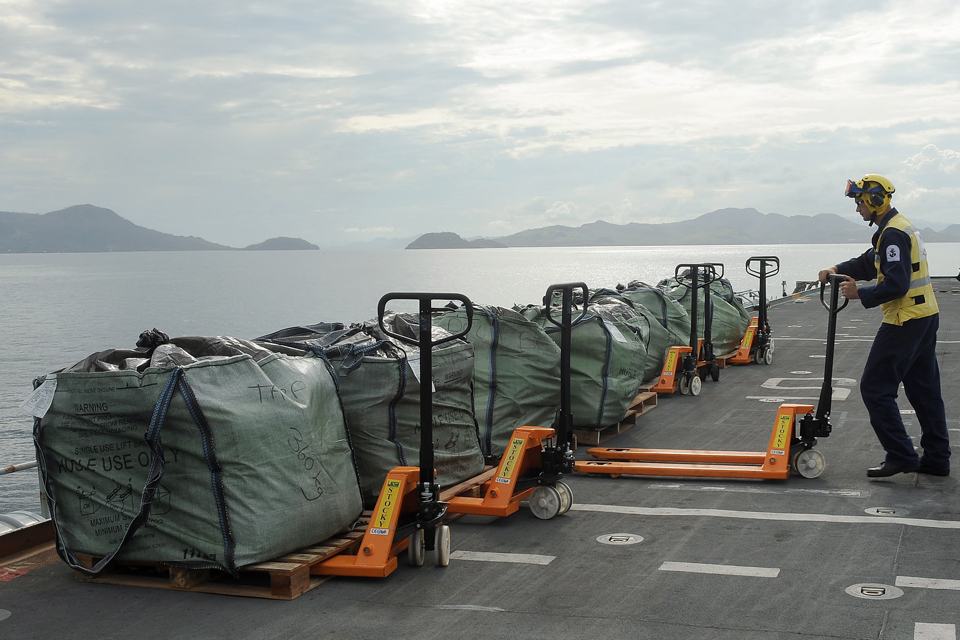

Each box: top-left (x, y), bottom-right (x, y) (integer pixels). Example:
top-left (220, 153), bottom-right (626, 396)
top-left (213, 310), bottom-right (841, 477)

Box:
top-left (3, 280), bottom-right (960, 640)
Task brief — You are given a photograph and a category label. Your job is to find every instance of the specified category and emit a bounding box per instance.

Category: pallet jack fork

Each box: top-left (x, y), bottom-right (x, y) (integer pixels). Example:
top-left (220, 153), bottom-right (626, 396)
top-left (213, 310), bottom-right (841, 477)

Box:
top-left (651, 263), bottom-right (723, 396)
top-left (729, 256), bottom-right (780, 365)
top-left (446, 283), bottom-right (584, 520)
top-left (317, 292), bottom-right (473, 578)
top-left (578, 275), bottom-right (848, 480)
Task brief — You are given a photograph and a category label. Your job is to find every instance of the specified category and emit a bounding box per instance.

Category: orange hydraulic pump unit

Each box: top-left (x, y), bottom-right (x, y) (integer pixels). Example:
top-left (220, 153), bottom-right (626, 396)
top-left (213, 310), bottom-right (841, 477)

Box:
top-left (579, 276), bottom-right (848, 481)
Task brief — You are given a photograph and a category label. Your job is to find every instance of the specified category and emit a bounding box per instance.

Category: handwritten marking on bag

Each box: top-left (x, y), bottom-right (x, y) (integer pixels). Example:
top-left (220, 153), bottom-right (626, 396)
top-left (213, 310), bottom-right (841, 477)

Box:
top-left (182, 548), bottom-right (217, 562)
top-left (288, 428), bottom-right (325, 501)
top-left (248, 380), bottom-right (307, 402)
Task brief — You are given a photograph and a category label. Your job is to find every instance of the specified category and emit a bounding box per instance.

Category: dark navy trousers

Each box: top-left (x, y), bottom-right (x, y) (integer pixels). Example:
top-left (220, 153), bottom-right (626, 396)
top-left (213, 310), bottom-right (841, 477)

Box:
top-left (860, 314), bottom-right (951, 468)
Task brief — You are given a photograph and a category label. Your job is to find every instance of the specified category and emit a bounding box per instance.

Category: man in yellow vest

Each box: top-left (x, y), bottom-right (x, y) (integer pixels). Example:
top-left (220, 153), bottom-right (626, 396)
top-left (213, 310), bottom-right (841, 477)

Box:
top-left (818, 174), bottom-right (950, 478)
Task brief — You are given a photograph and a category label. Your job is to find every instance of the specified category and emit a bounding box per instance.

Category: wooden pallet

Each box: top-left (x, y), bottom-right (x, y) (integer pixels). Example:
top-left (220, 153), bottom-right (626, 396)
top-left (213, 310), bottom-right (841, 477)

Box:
top-left (73, 513), bottom-right (371, 600)
top-left (715, 350), bottom-right (740, 368)
top-left (440, 466), bottom-right (497, 503)
top-left (573, 389), bottom-right (657, 446)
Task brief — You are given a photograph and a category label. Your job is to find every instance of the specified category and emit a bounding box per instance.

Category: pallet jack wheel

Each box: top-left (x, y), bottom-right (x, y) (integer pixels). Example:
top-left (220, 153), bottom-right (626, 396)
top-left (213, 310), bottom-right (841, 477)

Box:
top-left (555, 481), bottom-right (573, 515)
top-left (792, 448), bottom-right (826, 479)
top-left (435, 525), bottom-right (451, 567)
top-left (408, 529), bottom-right (425, 566)
top-left (529, 485), bottom-right (563, 520)
top-left (689, 375), bottom-right (702, 396)
top-left (678, 376), bottom-right (691, 395)
top-left (710, 363), bottom-right (720, 381)
top-left (753, 348), bottom-right (763, 364)
top-left (768, 339), bottom-right (775, 354)
top-left (763, 349), bottom-right (774, 365)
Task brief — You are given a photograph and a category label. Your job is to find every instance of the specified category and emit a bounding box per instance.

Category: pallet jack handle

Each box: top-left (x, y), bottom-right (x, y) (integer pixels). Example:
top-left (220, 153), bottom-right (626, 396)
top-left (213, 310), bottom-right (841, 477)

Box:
top-left (745, 256), bottom-right (780, 332)
top-left (814, 275), bottom-right (848, 423)
top-left (377, 293), bottom-right (474, 520)
top-left (796, 275), bottom-right (848, 442)
top-left (675, 263), bottom-right (721, 357)
top-left (543, 282), bottom-right (588, 472)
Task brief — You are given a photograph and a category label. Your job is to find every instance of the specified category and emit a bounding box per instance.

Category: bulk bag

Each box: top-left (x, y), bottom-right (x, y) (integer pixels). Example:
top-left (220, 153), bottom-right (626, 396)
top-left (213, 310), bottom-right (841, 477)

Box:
top-left (658, 274), bottom-right (751, 355)
top-left (589, 289), bottom-right (672, 383)
top-left (32, 334), bottom-right (364, 576)
top-left (518, 298), bottom-right (646, 430)
top-left (258, 317), bottom-right (485, 508)
top-left (435, 304), bottom-right (560, 459)
top-left (615, 281), bottom-right (691, 348)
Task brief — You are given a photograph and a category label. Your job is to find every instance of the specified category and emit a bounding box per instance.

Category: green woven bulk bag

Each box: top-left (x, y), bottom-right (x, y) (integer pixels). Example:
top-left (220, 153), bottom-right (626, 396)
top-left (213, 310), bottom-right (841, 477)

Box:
top-left (615, 281), bottom-right (691, 348)
top-left (518, 299), bottom-right (646, 430)
top-left (589, 289), bottom-right (671, 383)
top-left (435, 304), bottom-right (560, 459)
top-left (32, 335), bottom-right (364, 576)
top-left (658, 274), bottom-right (751, 355)
top-left (257, 317), bottom-right (485, 509)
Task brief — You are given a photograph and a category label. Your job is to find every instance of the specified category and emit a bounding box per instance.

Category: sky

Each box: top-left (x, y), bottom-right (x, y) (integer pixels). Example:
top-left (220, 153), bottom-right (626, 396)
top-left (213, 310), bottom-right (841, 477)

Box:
top-left (1, 0), bottom-right (959, 248)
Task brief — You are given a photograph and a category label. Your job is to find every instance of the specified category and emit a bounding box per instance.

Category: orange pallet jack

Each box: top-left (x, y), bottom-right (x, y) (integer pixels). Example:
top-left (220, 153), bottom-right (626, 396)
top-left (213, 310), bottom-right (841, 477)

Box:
top-left (445, 283), bottom-right (584, 520)
top-left (317, 292), bottom-right (474, 578)
top-left (578, 276), bottom-right (848, 480)
top-left (729, 256), bottom-right (780, 365)
top-left (651, 263), bottom-right (723, 397)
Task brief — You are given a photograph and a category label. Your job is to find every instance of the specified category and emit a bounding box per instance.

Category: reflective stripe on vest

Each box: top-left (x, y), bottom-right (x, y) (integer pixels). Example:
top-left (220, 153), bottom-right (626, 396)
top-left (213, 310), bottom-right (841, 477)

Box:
top-left (873, 214), bottom-right (939, 325)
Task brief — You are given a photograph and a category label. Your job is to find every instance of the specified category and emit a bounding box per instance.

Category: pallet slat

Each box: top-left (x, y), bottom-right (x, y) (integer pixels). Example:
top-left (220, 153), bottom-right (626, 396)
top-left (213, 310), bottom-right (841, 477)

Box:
top-left (72, 517), bottom-right (368, 600)
top-left (573, 388), bottom-right (657, 446)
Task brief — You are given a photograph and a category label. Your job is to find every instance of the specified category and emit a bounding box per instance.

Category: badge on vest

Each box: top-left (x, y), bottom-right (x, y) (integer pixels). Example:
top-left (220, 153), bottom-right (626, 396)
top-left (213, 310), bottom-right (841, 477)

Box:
top-left (886, 245), bottom-right (901, 262)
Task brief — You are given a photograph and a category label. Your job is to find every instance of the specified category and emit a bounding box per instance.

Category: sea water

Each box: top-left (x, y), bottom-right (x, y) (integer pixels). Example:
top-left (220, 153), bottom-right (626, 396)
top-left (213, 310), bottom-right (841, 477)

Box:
top-left (2, 243), bottom-right (959, 514)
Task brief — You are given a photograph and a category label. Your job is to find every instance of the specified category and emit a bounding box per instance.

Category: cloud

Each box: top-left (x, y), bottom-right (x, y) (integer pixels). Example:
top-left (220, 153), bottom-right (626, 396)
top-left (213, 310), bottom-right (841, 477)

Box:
top-left (3, 0), bottom-right (960, 244)
top-left (892, 144), bottom-right (960, 218)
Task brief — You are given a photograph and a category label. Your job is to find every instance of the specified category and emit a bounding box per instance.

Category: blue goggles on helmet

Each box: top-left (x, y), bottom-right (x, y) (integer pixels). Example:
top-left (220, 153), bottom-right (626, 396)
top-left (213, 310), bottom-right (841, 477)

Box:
top-left (845, 179), bottom-right (885, 201)
top-left (845, 180), bottom-right (865, 198)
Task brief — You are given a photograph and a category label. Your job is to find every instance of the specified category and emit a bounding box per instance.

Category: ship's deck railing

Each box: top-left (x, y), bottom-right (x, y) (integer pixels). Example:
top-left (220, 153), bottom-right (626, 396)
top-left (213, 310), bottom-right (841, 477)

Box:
top-left (1, 459), bottom-right (49, 519)
top-left (1, 460), bottom-right (37, 476)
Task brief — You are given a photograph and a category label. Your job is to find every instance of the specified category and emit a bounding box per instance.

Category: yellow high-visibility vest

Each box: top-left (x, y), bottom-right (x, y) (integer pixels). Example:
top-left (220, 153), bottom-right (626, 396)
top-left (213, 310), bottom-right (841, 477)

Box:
top-left (873, 213), bottom-right (939, 325)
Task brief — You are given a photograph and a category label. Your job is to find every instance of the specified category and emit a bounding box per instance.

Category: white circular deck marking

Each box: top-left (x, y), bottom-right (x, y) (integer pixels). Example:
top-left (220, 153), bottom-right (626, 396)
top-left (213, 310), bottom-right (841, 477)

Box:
top-left (0, 609), bottom-right (10, 622)
top-left (845, 583), bottom-right (903, 600)
top-left (901, 409), bottom-right (916, 415)
top-left (866, 507), bottom-right (910, 517)
top-left (597, 533), bottom-right (643, 545)
top-left (810, 354), bottom-right (826, 358)
top-left (791, 371), bottom-right (812, 375)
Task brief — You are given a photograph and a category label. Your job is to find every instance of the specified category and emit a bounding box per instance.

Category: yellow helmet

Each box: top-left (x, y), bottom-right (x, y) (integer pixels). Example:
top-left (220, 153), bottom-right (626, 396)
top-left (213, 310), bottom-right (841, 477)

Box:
top-left (845, 174), bottom-right (895, 216)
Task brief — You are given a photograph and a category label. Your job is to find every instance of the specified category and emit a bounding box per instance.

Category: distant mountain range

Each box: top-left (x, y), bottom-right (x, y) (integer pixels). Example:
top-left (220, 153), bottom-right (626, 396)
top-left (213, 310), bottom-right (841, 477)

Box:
top-left (407, 208), bottom-right (960, 249)
top-left (0, 205), bottom-right (319, 253)
top-left (407, 232), bottom-right (507, 249)
top-left (5, 204), bottom-right (958, 254)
